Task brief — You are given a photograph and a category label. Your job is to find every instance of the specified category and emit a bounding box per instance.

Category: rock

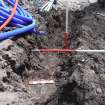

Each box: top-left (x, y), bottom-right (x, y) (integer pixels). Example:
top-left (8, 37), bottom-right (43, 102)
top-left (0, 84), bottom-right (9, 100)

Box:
top-left (0, 92), bottom-right (18, 105)
top-left (0, 82), bottom-right (6, 92)
top-left (0, 39), bottom-right (13, 50)
top-left (96, 87), bottom-right (102, 94)
top-left (98, 0), bottom-right (105, 8)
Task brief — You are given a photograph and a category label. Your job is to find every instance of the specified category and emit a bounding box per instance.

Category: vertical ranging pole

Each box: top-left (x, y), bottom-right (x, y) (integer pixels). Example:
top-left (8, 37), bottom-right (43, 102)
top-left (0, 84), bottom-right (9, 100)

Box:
top-left (64, 0), bottom-right (69, 49)
top-left (66, 0), bottom-right (69, 33)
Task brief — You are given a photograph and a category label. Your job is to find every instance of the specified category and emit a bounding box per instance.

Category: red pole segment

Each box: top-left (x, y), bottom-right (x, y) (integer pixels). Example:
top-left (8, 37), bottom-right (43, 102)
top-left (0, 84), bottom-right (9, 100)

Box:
top-left (64, 32), bottom-right (69, 49)
top-left (39, 49), bottom-right (76, 52)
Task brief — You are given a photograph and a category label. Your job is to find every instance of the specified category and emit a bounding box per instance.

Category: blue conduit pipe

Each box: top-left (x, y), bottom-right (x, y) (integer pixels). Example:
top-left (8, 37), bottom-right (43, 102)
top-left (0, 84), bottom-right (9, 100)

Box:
top-left (0, 0), bottom-right (46, 40)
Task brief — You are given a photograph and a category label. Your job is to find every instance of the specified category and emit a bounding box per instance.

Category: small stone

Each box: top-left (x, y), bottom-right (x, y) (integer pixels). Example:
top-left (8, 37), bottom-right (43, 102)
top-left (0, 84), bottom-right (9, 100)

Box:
top-left (96, 88), bottom-right (102, 94)
top-left (0, 39), bottom-right (13, 50)
top-left (81, 58), bottom-right (85, 62)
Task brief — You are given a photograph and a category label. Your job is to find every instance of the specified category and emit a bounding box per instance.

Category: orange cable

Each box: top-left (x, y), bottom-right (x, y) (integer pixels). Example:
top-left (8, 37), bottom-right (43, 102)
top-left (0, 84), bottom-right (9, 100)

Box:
top-left (0, 0), bottom-right (18, 31)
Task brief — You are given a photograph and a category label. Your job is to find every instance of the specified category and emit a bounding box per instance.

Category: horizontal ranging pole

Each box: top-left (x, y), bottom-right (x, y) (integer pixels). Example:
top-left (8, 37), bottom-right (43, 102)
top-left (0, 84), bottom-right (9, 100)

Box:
top-left (32, 49), bottom-right (105, 53)
top-left (29, 80), bottom-right (55, 85)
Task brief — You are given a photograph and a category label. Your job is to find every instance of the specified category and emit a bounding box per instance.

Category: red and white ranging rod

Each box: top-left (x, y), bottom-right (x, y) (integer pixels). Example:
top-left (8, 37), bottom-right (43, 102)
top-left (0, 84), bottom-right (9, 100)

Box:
top-left (33, 0), bottom-right (105, 53)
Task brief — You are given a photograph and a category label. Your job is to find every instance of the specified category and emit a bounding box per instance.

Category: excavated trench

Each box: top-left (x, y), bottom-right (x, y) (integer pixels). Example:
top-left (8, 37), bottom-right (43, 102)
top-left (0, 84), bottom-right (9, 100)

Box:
top-left (14, 3), bottom-right (105, 105)
top-left (25, 3), bottom-right (105, 105)
top-left (12, 9), bottom-right (82, 104)
top-left (1, 1), bottom-right (105, 105)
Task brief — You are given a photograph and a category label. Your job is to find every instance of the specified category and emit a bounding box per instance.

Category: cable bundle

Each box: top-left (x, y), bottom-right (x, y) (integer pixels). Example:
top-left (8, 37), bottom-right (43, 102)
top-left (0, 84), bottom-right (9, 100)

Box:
top-left (0, 0), bottom-right (45, 40)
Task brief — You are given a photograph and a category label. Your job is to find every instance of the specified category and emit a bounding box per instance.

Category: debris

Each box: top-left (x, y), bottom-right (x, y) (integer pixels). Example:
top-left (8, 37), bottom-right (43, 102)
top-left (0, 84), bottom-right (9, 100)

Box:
top-left (0, 39), bottom-right (13, 50)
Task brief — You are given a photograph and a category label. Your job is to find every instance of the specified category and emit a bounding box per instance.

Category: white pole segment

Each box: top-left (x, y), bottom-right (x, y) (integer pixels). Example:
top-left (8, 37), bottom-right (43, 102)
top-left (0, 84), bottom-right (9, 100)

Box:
top-left (66, 0), bottom-right (69, 33)
top-left (76, 50), bottom-right (105, 53)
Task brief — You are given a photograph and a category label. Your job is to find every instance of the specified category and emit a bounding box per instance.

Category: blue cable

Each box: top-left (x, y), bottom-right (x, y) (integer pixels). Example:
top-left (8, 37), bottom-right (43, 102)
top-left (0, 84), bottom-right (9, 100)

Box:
top-left (0, 0), bottom-right (46, 40)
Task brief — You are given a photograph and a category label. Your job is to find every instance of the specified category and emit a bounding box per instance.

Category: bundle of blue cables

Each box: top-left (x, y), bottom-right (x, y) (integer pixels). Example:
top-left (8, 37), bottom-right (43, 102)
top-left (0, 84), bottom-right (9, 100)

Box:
top-left (0, 0), bottom-right (45, 40)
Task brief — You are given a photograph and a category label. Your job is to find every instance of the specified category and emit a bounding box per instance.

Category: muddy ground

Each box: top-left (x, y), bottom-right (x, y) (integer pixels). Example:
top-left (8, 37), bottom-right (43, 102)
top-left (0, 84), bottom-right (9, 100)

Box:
top-left (0, 1), bottom-right (105, 105)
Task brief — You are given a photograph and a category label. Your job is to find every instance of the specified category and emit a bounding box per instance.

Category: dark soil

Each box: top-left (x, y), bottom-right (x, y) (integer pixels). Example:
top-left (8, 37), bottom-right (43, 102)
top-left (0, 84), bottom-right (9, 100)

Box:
top-left (0, 1), bottom-right (105, 105)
